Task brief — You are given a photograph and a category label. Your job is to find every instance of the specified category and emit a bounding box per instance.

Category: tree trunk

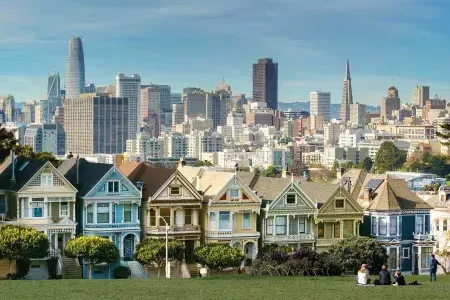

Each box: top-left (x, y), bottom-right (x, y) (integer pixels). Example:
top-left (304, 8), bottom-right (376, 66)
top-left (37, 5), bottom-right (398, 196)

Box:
top-left (157, 268), bottom-right (161, 278)
top-left (89, 264), bottom-right (93, 279)
top-left (8, 259), bottom-right (12, 275)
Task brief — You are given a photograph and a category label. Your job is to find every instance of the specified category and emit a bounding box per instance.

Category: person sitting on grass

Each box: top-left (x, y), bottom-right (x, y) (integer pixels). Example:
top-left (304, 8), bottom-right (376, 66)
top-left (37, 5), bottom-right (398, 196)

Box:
top-left (392, 270), bottom-right (406, 286)
top-left (357, 264), bottom-right (370, 285)
top-left (378, 265), bottom-right (391, 285)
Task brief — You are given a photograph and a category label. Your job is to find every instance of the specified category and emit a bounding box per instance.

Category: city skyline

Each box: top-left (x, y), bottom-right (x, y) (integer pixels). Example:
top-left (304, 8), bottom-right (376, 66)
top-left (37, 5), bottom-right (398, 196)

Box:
top-left (1, 0), bottom-right (450, 103)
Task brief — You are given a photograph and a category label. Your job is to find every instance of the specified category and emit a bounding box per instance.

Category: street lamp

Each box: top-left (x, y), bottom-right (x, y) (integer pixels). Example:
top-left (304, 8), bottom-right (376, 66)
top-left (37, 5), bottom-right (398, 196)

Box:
top-left (158, 216), bottom-right (170, 278)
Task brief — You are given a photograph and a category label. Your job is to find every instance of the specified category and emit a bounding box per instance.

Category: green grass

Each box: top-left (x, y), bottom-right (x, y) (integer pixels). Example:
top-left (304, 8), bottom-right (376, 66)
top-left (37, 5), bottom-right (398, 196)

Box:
top-left (1, 275), bottom-right (450, 300)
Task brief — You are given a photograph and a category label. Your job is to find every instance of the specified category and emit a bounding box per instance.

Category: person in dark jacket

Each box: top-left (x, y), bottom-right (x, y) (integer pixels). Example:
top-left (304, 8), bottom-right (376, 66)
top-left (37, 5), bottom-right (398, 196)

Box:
top-left (378, 265), bottom-right (391, 285)
top-left (430, 254), bottom-right (441, 282)
top-left (393, 270), bottom-right (406, 286)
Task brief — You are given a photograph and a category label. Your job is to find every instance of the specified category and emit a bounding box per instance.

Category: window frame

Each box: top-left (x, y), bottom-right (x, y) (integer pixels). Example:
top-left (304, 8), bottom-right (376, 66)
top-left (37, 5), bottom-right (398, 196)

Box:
top-left (229, 189), bottom-right (240, 199)
top-left (443, 219), bottom-right (448, 231)
top-left (378, 217), bottom-right (387, 236)
top-left (123, 203), bottom-right (132, 222)
top-left (371, 216), bottom-right (378, 235)
top-left (266, 218), bottom-right (273, 235)
top-left (59, 202), bottom-right (69, 218)
top-left (275, 216), bottom-right (287, 235)
top-left (87, 204), bottom-right (94, 224)
top-left (389, 216), bottom-right (398, 235)
top-left (219, 211), bottom-right (231, 231)
top-left (97, 203), bottom-right (110, 224)
top-left (298, 217), bottom-right (306, 233)
top-left (242, 212), bottom-right (251, 230)
top-left (435, 219), bottom-right (440, 232)
top-left (415, 215), bottom-right (425, 234)
top-left (107, 181), bottom-right (120, 194)
top-left (402, 247), bottom-right (410, 259)
top-left (169, 186), bottom-right (181, 196)
top-left (41, 173), bottom-right (53, 187)
top-left (32, 200), bottom-right (45, 218)
top-left (286, 194), bottom-right (296, 205)
top-left (210, 212), bottom-right (217, 230)
top-left (335, 198), bottom-right (345, 209)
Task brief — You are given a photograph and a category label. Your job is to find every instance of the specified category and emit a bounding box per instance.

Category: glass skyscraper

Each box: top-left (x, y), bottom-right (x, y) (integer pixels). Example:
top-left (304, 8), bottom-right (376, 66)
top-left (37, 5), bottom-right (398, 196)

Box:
top-left (65, 37), bottom-right (85, 100)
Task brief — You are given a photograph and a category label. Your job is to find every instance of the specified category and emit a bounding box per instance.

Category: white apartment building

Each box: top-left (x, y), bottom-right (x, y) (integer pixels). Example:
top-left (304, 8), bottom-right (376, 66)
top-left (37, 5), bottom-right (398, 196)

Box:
top-left (322, 146), bottom-right (369, 169)
top-left (227, 112), bottom-right (244, 126)
top-left (116, 74), bottom-right (141, 139)
top-left (338, 129), bottom-right (368, 147)
top-left (301, 151), bottom-right (323, 165)
top-left (126, 132), bottom-right (164, 161)
top-left (350, 103), bottom-right (366, 127)
top-left (217, 147), bottom-right (292, 170)
top-left (188, 131), bottom-right (223, 158)
top-left (189, 117), bottom-right (213, 132)
top-left (324, 123), bottom-right (341, 146)
top-left (310, 91), bottom-right (331, 122)
top-left (162, 133), bottom-right (188, 158)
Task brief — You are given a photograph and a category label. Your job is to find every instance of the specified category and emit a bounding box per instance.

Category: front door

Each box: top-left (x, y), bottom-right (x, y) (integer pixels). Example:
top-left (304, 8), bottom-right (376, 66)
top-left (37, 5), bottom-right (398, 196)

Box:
top-left (123, 235), bottom-right (134, 260)
top-left (185, 240), bottom-right (195, 263)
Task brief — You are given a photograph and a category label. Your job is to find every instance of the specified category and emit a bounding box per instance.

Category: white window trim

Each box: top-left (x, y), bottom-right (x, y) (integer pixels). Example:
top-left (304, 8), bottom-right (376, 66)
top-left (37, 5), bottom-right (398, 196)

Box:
top-left (107, 180), bottom-right (120, 194)
top-left (402, 247), bottom-right (410, 259)
top-left (86, 204), bottom-right (94, 224)
top-left (334, 198), bottom-right (345, 209)
top-left (123, 203), bottom-right (132, 223)
top-left (285, 194), bottom-right (296, 205)
top-left (242, 212), bottom-right (251, 230)
top-left (59, 201), bottom-right (70, 218)
top-left (169, 186), bottom-right (182, 196)
top-left (41, 173), bottom-right (53, 187)
top-left (229, 189), bottom-right (240, 200)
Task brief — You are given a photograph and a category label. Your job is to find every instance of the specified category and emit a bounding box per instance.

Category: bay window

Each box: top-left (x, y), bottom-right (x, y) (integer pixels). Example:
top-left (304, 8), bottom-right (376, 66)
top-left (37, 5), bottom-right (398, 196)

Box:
top-left (378, 217), bottom-right (387, 235)
top-left (299, 217), bottom-right (306, 233)
top-left (242, 212), bottom-right (251, 229)
top-left (266, 218), bottom-right (273, 234)
top-left (275, 216), bottom-right (287, 235)
top-left (160, 208), bottom-right (171, 225)
top-left (371, 216), bottom-right (377, 235)
top-left (210, 213), bottom-right (216, 230)
top-left (219, 211), bottom-right (230, 230)
top-left (389, 216), bottom-right (397, 235)
top-left (60, 202), bottom-right (69, 217)
top-left (87, 204), bottom-right (93, 223)
top-left (124, 204), bottom-right (132, 222)
top-left (97, 203), bottom-right (110, 223)
top-left (415, 215), bottom-right (424, 234)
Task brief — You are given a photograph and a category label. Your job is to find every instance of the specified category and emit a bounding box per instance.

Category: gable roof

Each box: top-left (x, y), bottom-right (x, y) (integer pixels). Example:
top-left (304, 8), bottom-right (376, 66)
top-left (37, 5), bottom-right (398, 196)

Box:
top-left (118, 162), bottom-right (175, 199)
top-left (210, 173), bottom-right (261, 204)
top-left (0, 155), bottom-right (47, 192)
top-left (151, 169), bottom-right (202, 200)
top-left (299, 181), bottom-right (340, 204)
top-left (252, 176), bottom-right (291, 202)
top-left (58, 158), bottom-right (112, 197)
top-left (267, 180), bottom-right (316, 210)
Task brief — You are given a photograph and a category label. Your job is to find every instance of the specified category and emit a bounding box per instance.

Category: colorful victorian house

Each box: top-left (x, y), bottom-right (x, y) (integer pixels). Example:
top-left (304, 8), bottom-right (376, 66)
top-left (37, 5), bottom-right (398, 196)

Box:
top-left (257, 177), bottom-right (316, 249)
top-left (58, 158), bottom-right (142, 278)
top-left (0, 154), bottom-right (78, 279)
top-left (342, 169), bottom-right (433, 274)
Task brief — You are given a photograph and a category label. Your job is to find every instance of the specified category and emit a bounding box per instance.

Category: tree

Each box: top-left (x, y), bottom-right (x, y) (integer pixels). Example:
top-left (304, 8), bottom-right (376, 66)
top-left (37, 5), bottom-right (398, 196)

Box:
top-left (192, 160), bottom-right (213, 167)
top-left (436, 122), bottom-right (450, 146)
top-left (262, 166), bottom-right (280, 178)
top-left (331, 161), bottom-right (340, 178)
top-left (0, 225), bottom-right (49, 276)
top-left (374, 141), bottom-right (405, 173)
top-left (328, 236), bottom-right (388, 275)
top-left (289, 159), bottom-right (308, 176)
top-left (17, 145), bottom-right (61, 167)
top-left (362, 157), bottom-right (373, 172)
top-left (134, 238), bottom-right (185, 278)
top-left (435, 231), bottom-right (450, 275)
top-left (0, 126), bottom-right (18, 162)
top-left (194, 243), bottom-right (245, 272)
top-left (65, 236), bottom-right (120, 279)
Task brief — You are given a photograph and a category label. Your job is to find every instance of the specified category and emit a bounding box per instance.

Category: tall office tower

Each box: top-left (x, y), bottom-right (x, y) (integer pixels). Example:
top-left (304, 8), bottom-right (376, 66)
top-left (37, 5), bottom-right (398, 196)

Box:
top-left (324, 123), bottom-right (341, 146)
top-left (232, 94), bottom-right (246, 111)
top-left (182, 87), bottom-right (206, 118)
top-left (140, 85), bottom-right (162, 137)
top-left (22, 101), bottom-right (36, 124)
top-left (0, 95), bottom-right (15, 122)
top-left (116, 74), bottom-right (141, 139)
top-left (412, 85), bottom-right (430, 107)
top-left (172, 103), bottom-right (185, 126)
top-left (380, 86), bottom-right (401, 123)
top-left (339, 60), bottom-right (353, 122)
top-left (171, 92), bottom-right (182, 105)
top-left (47, 72), bottom-right (61, 99)
top-left (64, 94), bottom-right (129, 155)
top-left (65, 37), bottom-right (85, 99)
top-left (350, 103), bottom-right (366, 127)
top-left (206, 91), bottom-right (227, 129)
top-left (85, 83), bottom-right (96, 93)
top-left (35, 99), bottom-right (52, 123)
top-left (148, 84), bottom-right (171, 113)
top-left (252, 58), bottom-right (278, 110)
top-left (23, 123), bottom-right (65, 155)
top-left (51, 106), bottom-right (64, 126)
top-left (215, 78), bottom-right (232, 113)
top-left (309, 91), bottom-right (331, 122)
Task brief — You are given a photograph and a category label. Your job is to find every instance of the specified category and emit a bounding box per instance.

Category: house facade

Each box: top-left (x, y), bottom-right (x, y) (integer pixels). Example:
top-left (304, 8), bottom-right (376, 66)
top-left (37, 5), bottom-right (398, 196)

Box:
top-left (0, 155), bottom-right (78, 280)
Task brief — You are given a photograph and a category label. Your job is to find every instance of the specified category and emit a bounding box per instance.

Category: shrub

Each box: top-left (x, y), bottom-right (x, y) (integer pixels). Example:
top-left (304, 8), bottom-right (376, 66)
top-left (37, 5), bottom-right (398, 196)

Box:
top-left (6, 273), bottom-right (17, 280)
top-left (47, 257), bottom-right (58, 279)
top-left (113, 266), bottom-right (131, 279)
top-left (194, 244), bottom-right (245, 271)
top-left (16, 258), bottom-right (31, 279)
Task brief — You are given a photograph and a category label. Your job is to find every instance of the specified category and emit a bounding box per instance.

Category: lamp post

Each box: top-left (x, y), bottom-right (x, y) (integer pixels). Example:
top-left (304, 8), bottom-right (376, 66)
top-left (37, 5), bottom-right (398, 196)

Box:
top-left (158, 216), bottom-right (170, 278)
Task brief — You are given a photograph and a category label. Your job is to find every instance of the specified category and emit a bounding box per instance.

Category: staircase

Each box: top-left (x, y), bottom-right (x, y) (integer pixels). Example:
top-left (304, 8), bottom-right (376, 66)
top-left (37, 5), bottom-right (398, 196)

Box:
top-left (62, 256), bottom-right (82, 279)
top-left (127, 261), bottom-right (146, 279)
top-left (186, 263), bottom-right (199, 278)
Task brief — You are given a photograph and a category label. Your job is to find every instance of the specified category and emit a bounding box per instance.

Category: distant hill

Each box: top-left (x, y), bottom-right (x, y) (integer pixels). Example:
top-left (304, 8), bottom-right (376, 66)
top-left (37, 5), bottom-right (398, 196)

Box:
top-left (279, 102), bottom-right (380, 120)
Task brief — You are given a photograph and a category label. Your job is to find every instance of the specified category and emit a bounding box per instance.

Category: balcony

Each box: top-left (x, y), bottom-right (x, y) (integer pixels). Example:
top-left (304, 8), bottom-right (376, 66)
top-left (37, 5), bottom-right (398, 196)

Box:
top-left (264, 233), bottom-right (315, 243)
top-left (413, 233), bottom-right (434, 241)
top-left (85, 223), bottom-right (140, 230)
top-left (147, 225), bottom-right (201, 235)
top-left (315, 238), bottom-right (337, 247)
top-left (206, 230), bottom-right (260, 238)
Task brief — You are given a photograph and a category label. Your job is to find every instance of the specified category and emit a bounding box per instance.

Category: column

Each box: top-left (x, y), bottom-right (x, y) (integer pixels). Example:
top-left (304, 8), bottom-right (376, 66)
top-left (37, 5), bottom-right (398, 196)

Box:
top-left (273, 215), bottom-right (276, 236)
top-left (54, 233), bottom-right (58, 251)
top-left (156, 208), bottom-right (160, 227)
top-left (353, 221), bottom-right (357, 235)
top-left (216, 212), bottom-right (219, 231)
top-left (109, 202), bottom-right (113, 224)
top-left (170, 208), bottom-right (174, 226)
top-left (229, 212), bottom-right (234, 232)
top-left (340, 220), bottom-right (344, 239)
top-left (193, 209), bottom-right (198, 226)
top-left (93, 203), bottom-right (97, 224)
top-left (286, 215), bottom-right (290, 236)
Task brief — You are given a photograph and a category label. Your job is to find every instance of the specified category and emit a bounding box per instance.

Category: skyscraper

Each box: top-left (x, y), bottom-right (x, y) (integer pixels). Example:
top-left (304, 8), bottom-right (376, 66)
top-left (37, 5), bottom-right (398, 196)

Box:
top-left (309, 91), bottom-right (331, 122)
top-left (206, 91), bottom-right (227, 129)
top-left (339, 60), bottom-right (353, 122)
top-left (182, 87), bottom-right (206, 118)
top-left (116, 74), bottom-right (141, 140)
top-left (412, 85), bottom-right (430, 107)
top-left (47, 72), bottom-right (61, 99)
top-left (380, 86), bottom-right (401, 123)
top-left (65, 37), bottom-right (85, 100)
top-left (350, 103), bottom-right (366, 127)
top-left (253, 58), bottom-right (278, 110)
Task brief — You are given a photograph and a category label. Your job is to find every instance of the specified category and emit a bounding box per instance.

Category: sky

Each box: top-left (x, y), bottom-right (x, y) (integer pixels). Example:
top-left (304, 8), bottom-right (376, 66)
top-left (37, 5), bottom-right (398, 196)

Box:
top-left (1, 0), bottom-right (450, 104)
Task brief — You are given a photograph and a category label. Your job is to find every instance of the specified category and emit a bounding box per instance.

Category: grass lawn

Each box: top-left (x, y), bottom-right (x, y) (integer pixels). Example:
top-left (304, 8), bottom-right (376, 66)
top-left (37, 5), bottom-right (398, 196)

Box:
top-left (1, 275), bottom-right (450, 300)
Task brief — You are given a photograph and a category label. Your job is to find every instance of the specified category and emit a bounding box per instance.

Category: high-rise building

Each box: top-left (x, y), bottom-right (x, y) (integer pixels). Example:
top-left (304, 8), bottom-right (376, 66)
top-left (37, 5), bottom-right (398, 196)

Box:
top-left (172, 103), bottom-right (185, 126)
top-left (253, 58), bottom-right (278, 110)
top-left (0, 95), bottom-right (15, 122)
top-left (47, 72), bottom-right (61, 99)
top-left (64, 94), bottom-right (129, 155)
top-left (51, 106), bottom-right (64, 126)
top-left (183, 87), bottom-right (206, 118)
top-left (140, 85), bottom-right (162, 137)
top-left (339, 60), bottom-right (353, 122)
top-left (65, 37), bottom-right (85, 100)
top-left (350, 103), bottom-right (366, 127)
top-left (412, 85), bottom-right (430, 107)
top-left (324, 123), bottom-right (341, 146)
top-left (215, 78), bottom-right (232, 113)
top-left (310, 91), bottom-right (331, 122)
top-left (126, 131), bottom-right (164, 160)
top-left (162, 133), bottom-right (188, 158)
top-left (84, 83), bottom-right (96, 93)
top-left (206, 91), bottom-right (227, 129)
top-left (380, 86), bottom-right (401, 123)
top-left (23, 123), bottom-right (65, 155)
top-left (142, 84), bottom-right (171, 113)
top-left (116, 74), bottom-right (141, 139)
top-left (22, 101), bottom-right (36, 124)
top-left (171, 93), bottom-right (182, 105)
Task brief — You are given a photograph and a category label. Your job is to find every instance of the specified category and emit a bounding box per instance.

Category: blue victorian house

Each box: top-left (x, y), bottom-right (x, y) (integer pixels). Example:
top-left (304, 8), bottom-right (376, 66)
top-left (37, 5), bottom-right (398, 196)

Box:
top-left (341, 169), bottom-right (433, 274)
top-left (58, 158), bottom-right (143, 278)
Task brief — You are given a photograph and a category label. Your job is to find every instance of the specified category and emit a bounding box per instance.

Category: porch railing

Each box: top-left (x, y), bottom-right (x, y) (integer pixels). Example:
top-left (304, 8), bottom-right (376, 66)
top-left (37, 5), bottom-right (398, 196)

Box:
top-left (85, 223), bottom-right (140, 229)
top-left (147, 225), bottom-right (201, 234)
top-left (264, 233), bottom-right (315, 242)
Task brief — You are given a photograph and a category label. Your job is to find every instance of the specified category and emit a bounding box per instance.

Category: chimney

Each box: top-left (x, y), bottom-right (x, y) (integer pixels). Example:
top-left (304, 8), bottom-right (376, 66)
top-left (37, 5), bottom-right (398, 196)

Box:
top-left (196, 175), bottom-right (201, 192)
top-left (337, 167), bottom-right (344, 180)
top-left (10, 150), bottom-right (16, 186)
top-left (178, 157), bottom-right (185, 168)
top-left (76, 155), bottom-right (80, 185)
top-left (346, 179), bottom-right (352, 193)
top-left (66, 152), bottom-right (74, 159)
top-left (363, 187), bottom-right (372, 206)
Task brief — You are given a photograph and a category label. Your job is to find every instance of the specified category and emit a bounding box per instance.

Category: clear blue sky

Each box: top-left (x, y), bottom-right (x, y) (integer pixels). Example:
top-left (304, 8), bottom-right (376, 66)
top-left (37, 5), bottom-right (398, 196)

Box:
top-left (1, 0), bottom-right (450, 104)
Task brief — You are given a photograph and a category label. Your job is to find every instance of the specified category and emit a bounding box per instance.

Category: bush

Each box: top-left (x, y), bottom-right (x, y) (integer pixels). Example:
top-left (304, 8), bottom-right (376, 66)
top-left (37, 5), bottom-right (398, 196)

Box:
top-left (16, 258), bottom-right (31, 279)
top-left (113, 266), bottom-right (131, 279)
top-left (47, 257), bottom-right (58, 279)
top-left (6, 273), bottom-right (18, 280)
top-left (194, 244), bottom-right (245, 271)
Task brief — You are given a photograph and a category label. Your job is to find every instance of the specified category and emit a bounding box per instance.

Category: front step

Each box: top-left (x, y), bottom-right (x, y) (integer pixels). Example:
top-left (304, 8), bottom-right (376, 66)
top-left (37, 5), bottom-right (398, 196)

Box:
top-left (187, 263), bottom-right (199, 278)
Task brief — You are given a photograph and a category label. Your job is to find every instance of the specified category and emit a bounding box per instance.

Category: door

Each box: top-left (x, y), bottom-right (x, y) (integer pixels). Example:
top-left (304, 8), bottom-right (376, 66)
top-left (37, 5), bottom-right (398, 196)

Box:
top-left (185, 240), bottom-right (195, 263)
top-left (123, 235), bottom-right (134, 261)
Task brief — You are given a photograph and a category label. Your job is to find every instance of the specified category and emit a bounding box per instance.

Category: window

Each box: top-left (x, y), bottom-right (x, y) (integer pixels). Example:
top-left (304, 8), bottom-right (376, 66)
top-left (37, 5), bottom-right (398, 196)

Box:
top-left (334, 222), bottom-right (341, 238)
top-left (97, 203), bottom-right (110, 223)
top-left (112, 204), bottom-right (116, 223)
top-left (210, 213), bottom-right (217, 230)
top-left (87, 205), bottom-right (93, 223)
top-left (124, 204), bottom-right (132, 222)
top-left (41, 174), bottom-right (53, 187)
top-left (371, 216), bottom-right (377, 235)
top-left (435, 220), bottom-right (440, 232)
top-left (170, 186), bottom-right (181, 196)
top-left (60, 202), bottom-right (69, 217)
top-left (389, 216), bottom-right (397, 235)
top-left (160, 208), bottom-right (171, 225)
top-left (416, 215), bottom-right (424, 234)
top-left (335, 199), bottom-right (344, 209)
top-left (378, 217), bottom-right (387, 235)
top-left (185, 209), bottom-right (192, 225)
top-left (286, 194), bottom-right (296, 205)
top-left (266, 218), bottom-right (273, 234)
top-left (299, 217), bottom-right (306, 233)
top-left (444, 219), bottom-right (448, 231)
top-left (318, 222), bottom-right (324, 238)
top-left (32, 200), bottom-right (44, 218)
top-left (421, 247), bottom-right (433, 269)
top-left (149, 209), bottom-right (156, 226)
top-left (219, 211), bottom-right (230, 230)
top-left (275, 216), bottom-right (287, 235)
top-left (229, 189), bottom-right (239, 199)
top-left (402, 248), bottom-right (410, 259)
top-left (0, 195), bottom-right (6, 214)
top-left (107, 181), bottom-right (120, 193)
top-left (242, 212), bottom-right (251, 229)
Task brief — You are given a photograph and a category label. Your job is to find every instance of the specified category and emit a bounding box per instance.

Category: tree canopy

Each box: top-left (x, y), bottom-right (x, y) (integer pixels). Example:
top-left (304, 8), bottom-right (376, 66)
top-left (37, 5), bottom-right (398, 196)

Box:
top-left (0, 225), bottom-right (49, 275)
top-left (263, 166), bottom-right (281, 178)
top-left (194, 243), bottom-right (245, 271)
top-left (289, 159), bottom-right (308, 176)
top-left (134, 238), bottom-right (185, 278)
top-left (0, 126), bottom-right (18, 162)
top-left (374, 141), bottom-right (406, 173)
top-left (403, 152), bottom-right (450, 179)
